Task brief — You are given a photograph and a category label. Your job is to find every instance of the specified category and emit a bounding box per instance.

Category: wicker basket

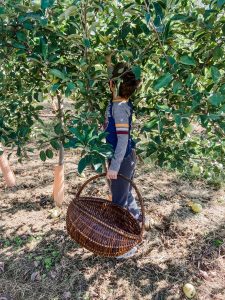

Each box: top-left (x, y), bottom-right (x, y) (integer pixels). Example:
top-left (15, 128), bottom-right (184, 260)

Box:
top-left (66, 173), bottom-right (145, 257)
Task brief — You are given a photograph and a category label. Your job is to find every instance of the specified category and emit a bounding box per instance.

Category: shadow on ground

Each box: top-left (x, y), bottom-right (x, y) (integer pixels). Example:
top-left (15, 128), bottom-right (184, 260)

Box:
top-left (1, 214), bottom-right (224, 300)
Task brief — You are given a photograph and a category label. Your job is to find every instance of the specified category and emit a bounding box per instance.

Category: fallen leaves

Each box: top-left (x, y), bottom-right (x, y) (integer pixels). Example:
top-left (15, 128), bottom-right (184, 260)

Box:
top-left (63, 291), bottom-right (71, 299)
top-left (31, 271), bottom-right (41, 282)
top-left (0, 294), bottom-right (13, 300)
top-left (199, 269), bottom-right (209, 280)
top-left (0, 262), bottom-right (5, 273)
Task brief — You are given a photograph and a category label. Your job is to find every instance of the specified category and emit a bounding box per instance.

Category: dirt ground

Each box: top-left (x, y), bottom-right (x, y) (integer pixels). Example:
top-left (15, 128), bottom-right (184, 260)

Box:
top-left (0, 151), bottom-right (225, 300)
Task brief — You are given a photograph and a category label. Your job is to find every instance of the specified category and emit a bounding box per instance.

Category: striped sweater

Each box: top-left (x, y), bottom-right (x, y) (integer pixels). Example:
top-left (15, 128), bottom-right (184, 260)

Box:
top-left (104, 99), bottom-right (135, 172)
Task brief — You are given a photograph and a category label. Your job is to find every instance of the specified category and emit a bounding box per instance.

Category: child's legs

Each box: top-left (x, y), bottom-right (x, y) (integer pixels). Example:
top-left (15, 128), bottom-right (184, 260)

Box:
top-left (127, 175), bottom-right (140, 219)
top-left (110, 150), bottom-right (140, 218)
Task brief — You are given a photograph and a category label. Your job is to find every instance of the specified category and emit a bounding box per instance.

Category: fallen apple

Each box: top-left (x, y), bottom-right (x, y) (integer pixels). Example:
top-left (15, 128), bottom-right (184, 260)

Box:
top-left (183, 283), bottom-right (196, 299)
top-left (50, 208), bottom-right (61, 219)
top-left (191, 203), bottom-right (202, 213)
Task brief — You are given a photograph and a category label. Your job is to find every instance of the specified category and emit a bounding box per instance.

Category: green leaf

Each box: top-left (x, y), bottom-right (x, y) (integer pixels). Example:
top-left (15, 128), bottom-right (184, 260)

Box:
top-left (40, 37), bottom-right (48, 60)
top-left (147, 142), bottom-right (157, 156)
top-left (12, 42), bottom-right (26, 50)
top-left (213, 46), bottom-right (224, 60)
top-left (110, 4), bottom-right (124, 21)
top-left (46, 149), bottom-right (53, 159)
top-left (131, 65), bottom-right (141, 80)
top-left (153, 2), bottom-right (164, 20)
top-left (171, 14), bottom-right (188, 21)
top-left (67, 82), bottom-right (76, 91)
top-left (49, 69), bottom-right (65, 80)
top-left (23, 20), bottom-right (33, 30)
top-left (65, 82), bottom-right (76, 97)
top-left (164, 21), bottom-right (171, 39)
top-left (51, 83), bottom-right (60, 92)
top-left (121, 50), bottom-right (133, 58)
top-left (211, 66), bottom-right (221, 83)
top-left (19, 126), bottom-right (30, 137)
top-left (0, 6), bottom-right (5, 14)
top-left (93, 162), bottom-right (102, 173)
top-left (120, 23), bottom-right (131, 39)
top-left (39, 18), bottom-right (48, 26)
top-left (40, 150), bottom-right (46, 161)
top-left (142, 119), bottom-right (158, 132)
top-left (83, 38), bottom-right (91, 48)
top-left (145, 12), bottom-right (151, 24)
top-left (41, 0), bottom-right (54, 10)
top-left (182, 118), bottom-right (190, 128)
top-left (35, 105), bottom-right (44, 110)
top-left (217, 0), bottom-right (225, 8)
top-left (209, 93), bottom-right (225, 106)
top-left (59, 6), bottom-right (77, 20)
top-left (185, 73), bottom-right (195, 87)
top-left (173, 81), bottom-right (182, 94)
top-left (54, 123), bottom-right (62, 135)
top-left (92, 156), bottom-right (103, 173)
top-left (220, 84), bottom-right (225, 94)
top-left (184, 124), bottom-right (194, 134)
top-left (157, 105), bottom-right (171, 112)
top-left (180, 55), bottom-right (196, 66)
top-left (171, 14), bottom-right (196, 23)
top-left (174, 114), bottom-right (181, 126)
top-left (16, 32), bottom-right (27, 42)
top-left (153, 72), bottom-right (173, 90)
top-left (50, 140), bottom-right (60, 150)
top-left (78, 155), bottom-right (91, 174)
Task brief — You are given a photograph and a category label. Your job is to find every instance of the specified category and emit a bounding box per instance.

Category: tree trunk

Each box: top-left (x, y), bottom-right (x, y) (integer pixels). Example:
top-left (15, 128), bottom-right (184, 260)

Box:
top-left (53, 93), bottom-right (65, 207)
top-left (0, 151), bottom-right (16, 187)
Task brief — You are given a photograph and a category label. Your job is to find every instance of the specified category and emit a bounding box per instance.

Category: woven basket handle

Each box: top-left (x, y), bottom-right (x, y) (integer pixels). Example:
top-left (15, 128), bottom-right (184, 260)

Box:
top-left (75, 173), bottom-right (145, 234)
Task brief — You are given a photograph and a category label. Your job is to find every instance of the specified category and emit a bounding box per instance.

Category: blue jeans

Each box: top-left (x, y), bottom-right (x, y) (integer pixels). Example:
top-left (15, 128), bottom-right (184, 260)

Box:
top-left (110, 150), bottom-right (140, 219)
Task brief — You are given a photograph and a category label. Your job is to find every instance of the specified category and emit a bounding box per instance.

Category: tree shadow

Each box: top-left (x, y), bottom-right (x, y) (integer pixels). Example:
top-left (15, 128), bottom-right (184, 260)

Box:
top-left (1, 218), bottom-right (224, 300)
top-left (0, 196), bottom-right (55, 217)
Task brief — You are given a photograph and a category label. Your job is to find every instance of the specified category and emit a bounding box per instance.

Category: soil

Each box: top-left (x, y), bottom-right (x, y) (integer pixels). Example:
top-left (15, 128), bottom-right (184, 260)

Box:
top-left (0, 151), bottom-right (225, 300)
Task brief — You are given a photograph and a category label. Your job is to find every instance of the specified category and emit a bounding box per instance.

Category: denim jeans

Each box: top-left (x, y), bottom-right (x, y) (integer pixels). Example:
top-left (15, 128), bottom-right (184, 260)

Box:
top-left (110, 150), bottom-right (140, 219)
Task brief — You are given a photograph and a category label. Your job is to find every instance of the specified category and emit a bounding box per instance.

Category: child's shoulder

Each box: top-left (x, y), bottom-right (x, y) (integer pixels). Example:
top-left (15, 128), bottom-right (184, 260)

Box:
top-left (112, 98), bottom-right (130, 107)
top-left (112, 100), bottom-right (131, 117)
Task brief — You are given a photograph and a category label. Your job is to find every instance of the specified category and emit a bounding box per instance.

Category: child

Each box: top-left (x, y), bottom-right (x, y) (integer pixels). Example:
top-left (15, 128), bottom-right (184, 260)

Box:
top-left (104, 62), bottom-right (142, 258)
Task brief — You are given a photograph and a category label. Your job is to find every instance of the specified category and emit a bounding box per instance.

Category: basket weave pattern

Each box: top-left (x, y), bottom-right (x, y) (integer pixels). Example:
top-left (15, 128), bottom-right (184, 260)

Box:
top-left (66, 173), bottom-right (145, 257)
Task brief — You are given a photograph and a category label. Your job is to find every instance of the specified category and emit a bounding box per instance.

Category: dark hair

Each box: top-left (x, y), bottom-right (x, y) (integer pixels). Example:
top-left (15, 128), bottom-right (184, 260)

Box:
top-left (112, 63), bottom-right (140, 98)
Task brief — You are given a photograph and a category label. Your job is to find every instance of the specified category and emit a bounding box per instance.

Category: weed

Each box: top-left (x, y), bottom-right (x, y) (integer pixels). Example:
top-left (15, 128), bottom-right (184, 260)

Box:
top-left (213, 239), bottom-right (224, 247)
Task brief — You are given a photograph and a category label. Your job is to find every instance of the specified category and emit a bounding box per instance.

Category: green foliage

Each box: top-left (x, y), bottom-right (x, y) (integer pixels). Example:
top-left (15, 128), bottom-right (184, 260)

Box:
top-left (49, 69), bottom-right (66, 80)
top-left (65, 113), bottom-right (113, 173)
top-left (153, 72), bottom-right (173, 90)
top-left (179, 55), bottom-right (196, 66)
top-left (0, 0), bottom-right (224, 179)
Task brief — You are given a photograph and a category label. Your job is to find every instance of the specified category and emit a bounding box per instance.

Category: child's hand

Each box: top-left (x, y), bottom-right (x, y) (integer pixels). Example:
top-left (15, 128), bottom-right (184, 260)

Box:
top-left (106, 170), bottom-right (118, 180)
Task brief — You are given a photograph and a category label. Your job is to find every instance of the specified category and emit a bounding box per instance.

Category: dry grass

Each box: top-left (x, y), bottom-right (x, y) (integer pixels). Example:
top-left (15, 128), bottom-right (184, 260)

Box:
top-left (0, 151), bottom-right (225, 300)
